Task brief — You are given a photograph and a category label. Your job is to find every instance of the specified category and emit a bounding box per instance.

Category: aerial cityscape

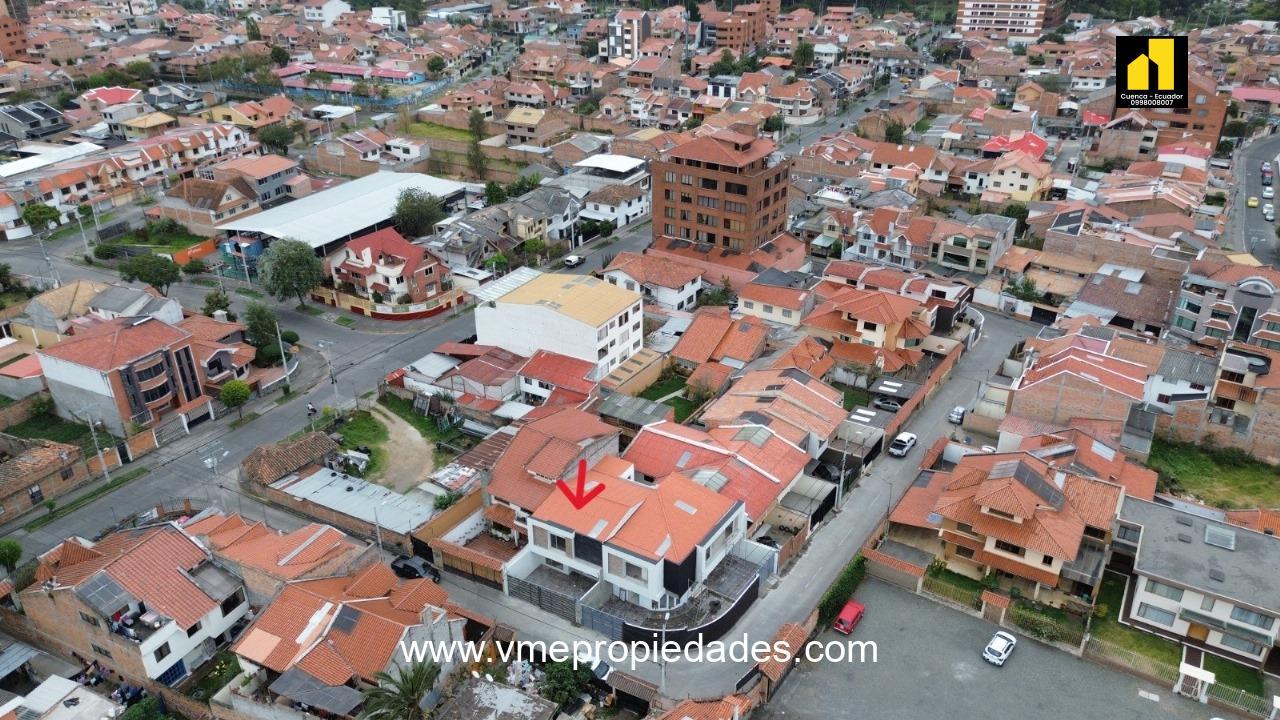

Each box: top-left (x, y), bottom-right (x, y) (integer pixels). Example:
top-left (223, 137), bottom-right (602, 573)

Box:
top-left (0, 0), bottom-right (1277, 718)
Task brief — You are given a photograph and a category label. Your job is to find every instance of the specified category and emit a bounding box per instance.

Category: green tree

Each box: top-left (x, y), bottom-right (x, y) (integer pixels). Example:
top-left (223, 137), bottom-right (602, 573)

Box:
top-left (243, 301), bottom-right (278, 347)
top-left (270, 45), bottom-right (290, 66)
top-left (120, 254), bottom-right (181, 296)
top-left (710, 49), bottom-right (736, 76)
top-left (484, 252), bottom-right (508, 271)
top-left (1028, 54), bottom-right (1045, 66)
top-left (1037, 31), bottom-right (1065, 43)
top-left (359, 663), bottom-right (440, 720)
top-left (506, 173), bottom-right (542, 198)
top-left (393, 188), bottom-right (445, 237)
top-left (309, 70), bottom-right (334, 88)
top-left (539, 660), bottom-right (591, 707)
top-left (484, 181), bottom-right (508, 205)
top-left (427, 56), bottom-right (446, 76)
top-left (467, 141), bottom-right (488, 178)
top-left (257, 239), bottom-right (325, 308)
top-left (792, 40), bottom-right (814, 70)
top-left (245, 17), bottom-right (262, 40)
top-left (352, 79), bottom-right (372, 97)
top-left (0, 539), bottom-right (21, 573)
top-left (580, 38), bottom-right (598, 57)
top-left (1222, 119), bottom-right (1249, 137)
top-left (468, 108), bottom-right (487, 141)
top-left (202, 289), bottom-right (232, 317)
top-left (884, 120), bottom-right (905, 144)
top-left (21, 203), bottom-right (61, 238)
top-left (182, 258), bottom-right (207, 275)
top-left (125, 60), bottom-right (156, 81)
top-left (253, 65), bottom-right (282, 86)
top-left (1000, 203), bottom-right (1029, 235)
top-left (220, 379), bottom-right (252, 419)
top-left (1008, 277), bottom-right (1040, 302)
top-left (699, 276), bottom-right (734, 306)
top-left (764, 115), bottom-right (785, 132)
top-left (258, 124), bottom-right (295, 154)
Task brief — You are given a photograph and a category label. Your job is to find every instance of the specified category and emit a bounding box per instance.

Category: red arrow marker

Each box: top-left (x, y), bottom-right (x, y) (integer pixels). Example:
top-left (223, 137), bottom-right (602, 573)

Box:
top-left (556, 458), bottom-right (605, 510)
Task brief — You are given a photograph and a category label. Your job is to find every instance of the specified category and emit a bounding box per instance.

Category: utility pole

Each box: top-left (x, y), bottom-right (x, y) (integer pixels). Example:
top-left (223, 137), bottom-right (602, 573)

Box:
top-left (74, 210), bottom-right (90, 255)
top-left (274, 320), bottom-right (293, 383)
top-left (81, 410), bottom-right (110, 481)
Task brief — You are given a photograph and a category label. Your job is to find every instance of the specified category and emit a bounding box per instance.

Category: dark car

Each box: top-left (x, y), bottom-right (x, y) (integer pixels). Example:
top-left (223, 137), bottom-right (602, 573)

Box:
top-left (391, 555), bottom-right (441, 582)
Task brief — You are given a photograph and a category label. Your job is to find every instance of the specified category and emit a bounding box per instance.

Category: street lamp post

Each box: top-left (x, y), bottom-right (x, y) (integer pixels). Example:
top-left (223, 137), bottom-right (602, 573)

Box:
top-left (317, 339), bottom-right (342, 409)
top-left (79, 409), bottom-right (110, 482)
top-left (203, 448), bottom-right (230, 492)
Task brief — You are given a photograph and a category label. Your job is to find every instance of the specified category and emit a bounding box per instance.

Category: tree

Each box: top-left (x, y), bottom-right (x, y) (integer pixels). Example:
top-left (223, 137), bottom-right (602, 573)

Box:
top-left (710, 49), bottom-right (736, 76)
top-left (182, 258), bottom-right (208, 275)
top-left (468, 108), bottom-right (487, 141)
top-left (699, 277), bottom-right (734, 306)
top-left (0, 539), bottom-right (21, 573)
top-left (427, 56), bottom-right (446, 76)
top-left (1222, 120), bottom-right (1249, 137)
top-left (539, 661), bottom-right (591, 707)
top-left (484, 252), bottom-right (508, 271)
top-left (1007, 277), bottom-right (1040, 302)
top-left (467, 141), bottom-right (488, 178)
top-left (352, 79), bottom-right (372, 97)
top-left (202, 289), bottom-right (232, 317)
top-left (764, 115), bottom-right (785, 132)
top-left (309, 70), bottom-right (333, 88)
top-left (359, 663), bottom-right (440, 720)
top-left (581, 38), bottom-right (598, 57)
top-left (270, 45), bottom-right (290, 66)
top-left (522, 237), bottom-right (546, 259)
top-left (507, 173), bottom-right (542, 198)
top-left (258, 124), bottom-right (295, 154)
top-left (253, 65), bottom-right (282, 86)
top-left (243, 301), bottom-right (279, 347)
top-left (220, 379), bottom-right (252, 419)
top-left (884, 120), bottom-right (905, 144)
top-left (393, 188), bottom-right (445, 237)
top-left (484, 181), bottom-right (508, 206)
top-left (1037, 31), bottom-right (1065, 43)
top-left (245, 17), bottom-right (262, 41)
top-left (1028, 54), bottom-right (1045, 66)
top-left (289, 119), bottom-right (308, 140)
top-left (21, 203), bottom-right (60, 238)
top-left (1000, 203), bottom-right (1029, 235)
top-left (792, 40), bottom-right (814, 70)
top-left (257, 239), bottom-right (325, 308)
top-left (125, 60), bottom-right (155, 82)
top-left (120, 254), bottom-right (181, 295)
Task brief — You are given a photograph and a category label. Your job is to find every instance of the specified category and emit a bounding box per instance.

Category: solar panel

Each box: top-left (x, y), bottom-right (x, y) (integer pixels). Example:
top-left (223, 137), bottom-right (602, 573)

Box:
top-left (75, 571), bottom-right (136, 618)
top-left (1204, 525), bottom-right (1237, 551)
top-left (992, 460), bottom-right (1064, 509)
top-left (331, 605), bottom-right (360, 634)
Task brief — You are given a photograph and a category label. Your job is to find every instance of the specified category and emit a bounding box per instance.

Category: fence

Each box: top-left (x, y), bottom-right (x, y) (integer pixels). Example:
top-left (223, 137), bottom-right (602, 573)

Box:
top-left (1206, 680), bottom-right (1272, 717)
top-left (1004, 603), bottom-right (1085, 647)
top-left (920, 576), bottom-right (982, 611)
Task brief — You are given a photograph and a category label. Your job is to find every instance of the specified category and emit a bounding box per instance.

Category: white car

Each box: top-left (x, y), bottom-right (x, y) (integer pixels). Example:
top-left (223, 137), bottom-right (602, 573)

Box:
top-left (563, 255), bottom-right (584, 268)
top-left (983, 631), bottom-right (1017, 666)
top-left (947, 406), bottom-right (966, 424)
top-left (1264, 186), bottom-right (1275, 199)
top-left (888, 432), bottom-right (917, 457)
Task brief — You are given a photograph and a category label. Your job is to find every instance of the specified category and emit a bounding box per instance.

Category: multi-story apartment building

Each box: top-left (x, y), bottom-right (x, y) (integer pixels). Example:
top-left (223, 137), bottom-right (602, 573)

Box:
top-left (22, 525), bottom-right (250, 686)
top-left (1116, 496), bottom-right (1280, 668)
top-left (954, 0), bottom-right (1065, 39)
top-left (608, 9), bottom-right (650, 60)
top-left (37, 316), bottom-right (211, 435)
top-left (1168, 261), bottom-right (1280, 348)
top-left (713, 3), bottom-right (766, 57)
top-left (0, 16), bottom-right (27, 61)
top-left (326, 228), bottom-right (448, 305)
top-left (652, 130), bottom-right (790, 253)
top-left (474, 272), bottom-right (643, 380)
top-left (526, 458), bottom-right (747, 611)
top-left (927, 215), bottom-right (1017, 275)
top-left (1129, 73), bottom-right (1228, 150)
top-left (203, 153), bottom-right (302, 206)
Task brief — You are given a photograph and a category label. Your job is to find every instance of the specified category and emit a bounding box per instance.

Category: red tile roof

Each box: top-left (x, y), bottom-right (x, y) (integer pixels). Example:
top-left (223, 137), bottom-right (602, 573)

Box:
top-left (665, 129), bottom-right (776, 167)
top-left (604, 251), bottom-right (702, 290)
top-left (39, 317), bottom-right (190, 372)
top-left (487, 407), bottom-right (618, 512)
top-left (519, 350), bottom-right (597, 396)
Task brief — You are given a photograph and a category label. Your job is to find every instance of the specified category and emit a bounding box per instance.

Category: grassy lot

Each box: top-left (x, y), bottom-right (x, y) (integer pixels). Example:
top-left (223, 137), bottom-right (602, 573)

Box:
top-left (407, 122), bottom-right (474, 142)
top-left (188, 651), bottom-right (242, 700)
top-left (26, 467), bottom-right (150, 531)
top-left (337, 411), bottom-right (389, 478)
top-left (119, 229), bottom-right (205, 250)
top-left (1092, 574), bottom-right (1182, 666)
top-left (1203, 653), bottom-right (1265, 695)
top-left (335, 316), bottom-right (356, 327)
top-left (1146, 437), bottom-right (1280, 508)
top-left (930, 567), bottom-right (985, 594)
top-left (0, 290), bottom-right (31, 309)
top-left (666, 397), bottom-right (697, 423)
top-left (234, 288), bottom-right (265, 300)
top-left (836, 383), bottom-right (871, 411)
top-left (6, 413), bottom-right (108, 455)
top-left (639, 376), bottom-right (686, 401)
top-left (379, 395), bottom-right (455, 441)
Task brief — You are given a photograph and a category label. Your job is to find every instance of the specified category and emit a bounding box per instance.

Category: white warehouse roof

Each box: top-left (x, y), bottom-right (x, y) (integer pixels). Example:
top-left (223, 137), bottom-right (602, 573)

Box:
top-left (573, 153), bottom-right (646, 174)
top-left (217, 172), bottom-right (468, 249)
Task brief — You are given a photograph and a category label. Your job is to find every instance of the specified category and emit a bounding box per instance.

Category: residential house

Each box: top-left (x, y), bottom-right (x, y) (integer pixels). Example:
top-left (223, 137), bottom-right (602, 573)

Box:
top-left (37, 316), bottom-right (213, 436)
top-left (203, 154), bottom-right (302, 206)
top-left (8, 280), bottom-right (111, 347)
top-left (581, 184), bottom-right (650, 228)
top-left (738, 279), bottom-right (814, 327)
top-left (603, 251), bottom-right (702, 312)
top-left (157, 177), bottom-right (260, 237)
top-left (1169, 261), bottom-right (1280, 348)
top-left (175, 314), bottom-right (260, 393)
top-left (516, 350), bottom-right (597, 407)
top-left (0, 102), bottom-right (68, 140)
top-left (699, 368), bottom-right (847, 458)
top-left (302, 0), bottom-right (352, 26)
top-left (671, 307), bottom-right (769, 374)
top-left (503, 107), bottom-right (568, 147)
top-left (803, 286), bottom-right (933, 371)
top-left (0, 435), bottom-right (87, 527)
top-left (474, 272), bottom-right (643, 380)
top-left (22, 525), bottom-right (250, 686)
top-left (609, 10), bottom-right (651, 60)
top-left (927, 214), bottom-right (1017, 275)
top-left (204, 95), bottom-right (299, 131)
top-left (327, 228), bottom-right (448, 305)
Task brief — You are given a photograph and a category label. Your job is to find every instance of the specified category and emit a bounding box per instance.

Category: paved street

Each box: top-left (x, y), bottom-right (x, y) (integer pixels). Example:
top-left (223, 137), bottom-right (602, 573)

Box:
top-left (436, 310), bottom-right (1038, 698)
top-left (754, 579), bottom-right (1211, 720)
top-left (1233, 131), bottom-right (1280, 262)
top-left (778, 78), bottom-right (905, 156)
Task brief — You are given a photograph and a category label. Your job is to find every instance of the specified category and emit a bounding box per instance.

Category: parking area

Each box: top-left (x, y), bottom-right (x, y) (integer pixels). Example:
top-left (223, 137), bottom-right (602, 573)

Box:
top-left (755, 579), bottom-right (1214, 720)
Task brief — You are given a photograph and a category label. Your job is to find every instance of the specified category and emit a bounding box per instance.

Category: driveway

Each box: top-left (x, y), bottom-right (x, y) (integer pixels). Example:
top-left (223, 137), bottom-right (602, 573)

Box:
top-left (755, 579), bottom-right (1212, 720)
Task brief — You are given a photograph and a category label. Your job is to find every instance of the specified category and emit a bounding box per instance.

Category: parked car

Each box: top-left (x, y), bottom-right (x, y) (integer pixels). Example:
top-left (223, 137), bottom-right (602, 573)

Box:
top-left (1264, 186), bottom-right (1275, 199)
top-left (563, 255), bottom-right (584, 268)
top-left (832, 600), bottom-right (866, 635)
top-left (1248, 196), bottom-right (1260, 208)
top-left (873, 397), bottom-right (903, 412)
top-left (390, 555), bottom-right (441, 582)
top-left (1264, 161), bottom-right (1273, 173)
top-left (983, 631), bottom-right (1017, 666)
top-left (947, 406), bottom-right (966, 424)
top-left (888, 432), bottom-right (917, 457)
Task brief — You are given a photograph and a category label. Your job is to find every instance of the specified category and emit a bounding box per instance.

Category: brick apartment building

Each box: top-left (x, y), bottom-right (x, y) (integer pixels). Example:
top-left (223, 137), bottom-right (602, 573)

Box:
top-left (652, 129), bottom-right (791, 253)
top-left (0, 16), bottom-right (27, 62)
top-left (714, 3), bottom-right (767, 57)
top-left (954, 0), bottom-right (1065, 39)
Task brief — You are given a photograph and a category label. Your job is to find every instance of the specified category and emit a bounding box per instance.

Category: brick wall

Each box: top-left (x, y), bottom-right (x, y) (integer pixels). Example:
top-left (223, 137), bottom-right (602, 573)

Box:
top-left (1007, 373), bottom-right (1135, 428)
top-left (17, 588), bottom-right (151, 681)
top-left (412, 489), bottom-right (482, 550)
top-left (0, 393), bottom-right (47, 432)
top-left (250, 483), bottom-right (414, 553)
top-left (883, 345), bottom-right (963, 438)
top-left (127, 430), bottom-right (158, 461)
top-left (0, 434), bottom-right (89, 526)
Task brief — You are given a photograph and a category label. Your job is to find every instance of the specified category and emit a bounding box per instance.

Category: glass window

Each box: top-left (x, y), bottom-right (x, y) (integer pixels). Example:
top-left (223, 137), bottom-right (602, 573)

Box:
top-left (1230, 606), bottom-right (1275, 630)
top-left (1145, 579), bottom-right (1184, 602)
top-left (1136, 603), bottom-right (1176, 626)
top-left (1219, 633), bottom-right (1264, 655)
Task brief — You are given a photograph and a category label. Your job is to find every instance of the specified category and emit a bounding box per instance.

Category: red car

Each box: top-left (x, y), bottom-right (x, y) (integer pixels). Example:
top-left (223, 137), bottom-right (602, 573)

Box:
top-left (832, 600), bottom-right (865, 635)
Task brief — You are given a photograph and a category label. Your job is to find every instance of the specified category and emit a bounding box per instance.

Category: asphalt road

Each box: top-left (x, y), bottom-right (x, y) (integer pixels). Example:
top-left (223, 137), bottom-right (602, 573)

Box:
top-left (1235, 131), bottom-right (1280, 263)
top-left (754, 579), bottom-right (1211, 720)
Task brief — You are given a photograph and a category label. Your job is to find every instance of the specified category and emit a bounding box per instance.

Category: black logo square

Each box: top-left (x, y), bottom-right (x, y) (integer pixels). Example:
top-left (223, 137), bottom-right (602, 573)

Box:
top-left (1115, 35), bottom-right (1188, 109)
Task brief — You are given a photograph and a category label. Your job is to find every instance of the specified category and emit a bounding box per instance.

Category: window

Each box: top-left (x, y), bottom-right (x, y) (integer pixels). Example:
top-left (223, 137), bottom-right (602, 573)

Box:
top-left (1041, 555), bottom-right (1053, 566)
top-left (742, 300), bottom-right (755, 309)
top-left (955, 545), bottom-right (975, 559)
top-left (79, 611), bottom-right (100, 627)
top-left (1230, 606), bottom-right (1275, 630)
top-left (993, 539), bottom-right (1024, 556)
top-left (187, 620), bottom-right (202, 637)
top-left (155, 642), bottom-right (171, 662)
top-left (551, 534), bottom-right (570, 553)
top-left (27, 485), bottom-right (43, 504)
top-left (1136, 603), bottom-right (1176, 626)
top-left (219, 588), bottom-right (245, 617)
top-left (1219, 634), bottom-right (1264, 656)
top-left (1200, 596), bottom-right (1216, 612)
top-left (781, 308), bottom-right (793, 318)
top-left (91, 644), bottom-right (112, 659)
top-left (625, 562), bottom-right (645, 580)
top-left (1145, 579), bottom-right (1184, 602)
top-left (863, 321), bottom-right (878, 331)
top-left (61, 466), bottom-right (74, 480)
